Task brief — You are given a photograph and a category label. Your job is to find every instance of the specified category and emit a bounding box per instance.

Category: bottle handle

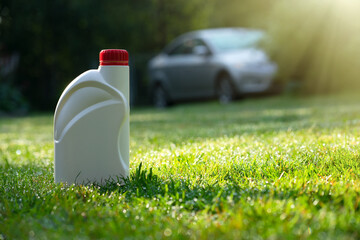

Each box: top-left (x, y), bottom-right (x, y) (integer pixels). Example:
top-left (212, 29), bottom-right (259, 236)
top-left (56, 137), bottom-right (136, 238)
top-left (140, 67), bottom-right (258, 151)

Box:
top-left (54, 77), bottom-right (128, 141)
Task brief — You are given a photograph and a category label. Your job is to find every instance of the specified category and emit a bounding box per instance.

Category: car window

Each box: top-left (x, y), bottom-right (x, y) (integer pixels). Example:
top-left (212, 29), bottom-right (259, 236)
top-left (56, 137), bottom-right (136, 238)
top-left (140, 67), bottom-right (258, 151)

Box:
top-left (168, 39), bottom-right (208, 56)
top-left (205, 31), bottom-right (264, 51)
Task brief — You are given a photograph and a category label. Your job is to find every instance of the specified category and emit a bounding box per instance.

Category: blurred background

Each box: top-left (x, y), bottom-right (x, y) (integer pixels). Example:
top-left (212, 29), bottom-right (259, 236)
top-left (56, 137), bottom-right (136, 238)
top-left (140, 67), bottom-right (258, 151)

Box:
top-left (1, 0), bottom-right (360, 113)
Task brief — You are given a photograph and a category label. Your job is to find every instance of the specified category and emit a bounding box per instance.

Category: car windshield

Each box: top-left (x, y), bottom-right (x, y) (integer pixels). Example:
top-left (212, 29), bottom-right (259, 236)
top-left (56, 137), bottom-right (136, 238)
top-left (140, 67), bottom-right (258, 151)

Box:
top-left (204, 30), bottom-right (264, 52)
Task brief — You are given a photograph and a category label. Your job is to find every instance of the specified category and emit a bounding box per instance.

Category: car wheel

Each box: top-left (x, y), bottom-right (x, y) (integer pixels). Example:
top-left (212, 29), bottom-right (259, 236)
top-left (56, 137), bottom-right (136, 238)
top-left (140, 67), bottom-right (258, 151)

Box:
top-left (217, 75), bottom-right (235, 104)
top-left (153, 85), bottom-right (169, 108)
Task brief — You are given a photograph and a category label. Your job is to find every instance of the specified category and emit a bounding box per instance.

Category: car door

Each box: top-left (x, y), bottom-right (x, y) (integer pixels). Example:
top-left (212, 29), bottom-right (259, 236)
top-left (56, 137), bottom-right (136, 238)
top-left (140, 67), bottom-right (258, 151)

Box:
top-left (185, 39), bottom-right (215, 98)
top-left (163, 38), bottom-right (214, 100)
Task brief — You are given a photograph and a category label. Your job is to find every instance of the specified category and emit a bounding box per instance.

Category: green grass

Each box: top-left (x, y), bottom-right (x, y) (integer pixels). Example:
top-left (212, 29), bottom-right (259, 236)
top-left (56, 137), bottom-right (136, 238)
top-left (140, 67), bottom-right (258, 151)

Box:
top-left (1, 94), bottom-right (360, 239)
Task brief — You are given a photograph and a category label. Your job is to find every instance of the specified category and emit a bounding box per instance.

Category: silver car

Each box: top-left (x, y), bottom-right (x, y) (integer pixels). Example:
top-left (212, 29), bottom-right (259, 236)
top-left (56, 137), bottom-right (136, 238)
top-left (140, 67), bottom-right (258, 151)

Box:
top-left (148, 28), bottom-right (277, 107)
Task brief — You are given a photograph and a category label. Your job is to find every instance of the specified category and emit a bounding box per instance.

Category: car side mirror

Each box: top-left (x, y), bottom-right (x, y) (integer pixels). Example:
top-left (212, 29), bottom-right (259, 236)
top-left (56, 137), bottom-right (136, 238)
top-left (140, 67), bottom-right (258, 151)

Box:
top-left (193, 45), bottom-right (210, 56)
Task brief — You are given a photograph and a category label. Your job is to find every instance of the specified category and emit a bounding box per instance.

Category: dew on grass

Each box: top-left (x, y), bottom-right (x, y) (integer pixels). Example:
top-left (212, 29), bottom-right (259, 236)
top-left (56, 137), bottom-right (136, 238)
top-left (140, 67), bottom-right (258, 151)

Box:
top-left (163, 228), bottom-right (172, 237)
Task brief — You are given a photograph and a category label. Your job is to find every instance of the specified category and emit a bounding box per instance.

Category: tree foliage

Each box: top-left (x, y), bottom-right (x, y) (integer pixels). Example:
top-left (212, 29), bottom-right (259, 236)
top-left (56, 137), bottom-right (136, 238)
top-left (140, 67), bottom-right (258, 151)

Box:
top-left (1, 0), bottom-right (359, 111)
top-left (0, 0), bottom-right (213, 110)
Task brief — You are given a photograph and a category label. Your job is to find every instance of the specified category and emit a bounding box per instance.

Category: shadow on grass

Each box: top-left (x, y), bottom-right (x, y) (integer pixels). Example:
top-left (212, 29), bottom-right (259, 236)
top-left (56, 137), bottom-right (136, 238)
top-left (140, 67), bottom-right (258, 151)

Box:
top-left (0, 161), bottom-right (351, 218)
top-left (130, 97), bottom-right (359, 150)
top-left (96, 162), bottom-right (338, 213)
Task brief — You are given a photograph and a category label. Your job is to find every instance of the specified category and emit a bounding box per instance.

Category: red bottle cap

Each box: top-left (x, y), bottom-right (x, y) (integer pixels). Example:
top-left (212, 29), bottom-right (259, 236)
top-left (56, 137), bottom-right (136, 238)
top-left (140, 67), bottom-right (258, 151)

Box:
top-left (99, 49), bottom-right (129, 66)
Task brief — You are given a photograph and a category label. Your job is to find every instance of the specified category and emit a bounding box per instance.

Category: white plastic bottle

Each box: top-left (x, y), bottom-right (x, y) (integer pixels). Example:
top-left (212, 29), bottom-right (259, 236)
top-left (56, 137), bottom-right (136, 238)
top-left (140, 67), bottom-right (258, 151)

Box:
top-left (54, 49), bottom-right (129, 185)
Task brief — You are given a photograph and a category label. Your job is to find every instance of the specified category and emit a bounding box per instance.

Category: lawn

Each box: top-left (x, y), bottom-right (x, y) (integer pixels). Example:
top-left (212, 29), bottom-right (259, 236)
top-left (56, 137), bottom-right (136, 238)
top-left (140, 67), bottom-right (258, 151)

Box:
top-left (1, 94), bottom-right (360, 239)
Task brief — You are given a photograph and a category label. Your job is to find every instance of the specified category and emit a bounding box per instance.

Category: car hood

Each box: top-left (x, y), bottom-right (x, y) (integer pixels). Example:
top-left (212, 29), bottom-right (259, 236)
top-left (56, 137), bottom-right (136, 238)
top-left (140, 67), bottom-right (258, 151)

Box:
top-left (216, 48), bottom-right (270, 65)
